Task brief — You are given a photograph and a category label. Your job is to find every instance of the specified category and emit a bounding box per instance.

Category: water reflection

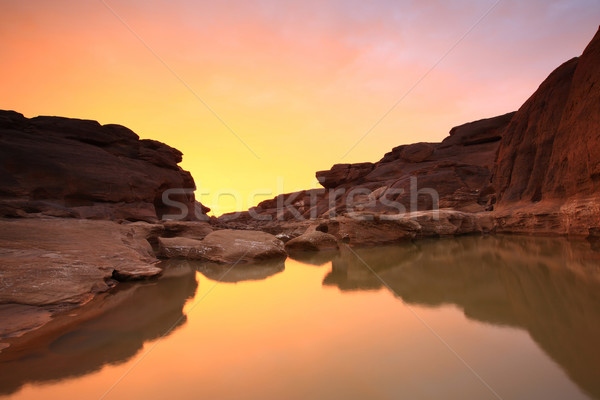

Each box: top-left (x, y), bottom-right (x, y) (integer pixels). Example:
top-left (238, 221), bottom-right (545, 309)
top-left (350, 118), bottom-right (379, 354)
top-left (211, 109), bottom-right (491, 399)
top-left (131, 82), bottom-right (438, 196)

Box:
top-left (287, 250), bottom-right (339, 267)
top-left (323, 235), bottom-right (600, 398)
top-left (195, 260), bottom-right (285, 283)
top-left (1, 235), bottom-right (599, 399)
top-left (0, 263), bottom-right (197, 396)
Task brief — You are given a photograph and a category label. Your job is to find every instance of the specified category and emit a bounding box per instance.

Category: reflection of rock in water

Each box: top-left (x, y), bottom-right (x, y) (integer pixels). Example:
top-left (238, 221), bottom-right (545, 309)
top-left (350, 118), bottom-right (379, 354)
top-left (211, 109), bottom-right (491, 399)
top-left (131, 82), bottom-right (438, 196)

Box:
top-left (197, 259), bottom-right (285, 283)
top-left (0, 263), bottom-right (197, 396)
top-left (323, 236), bottom-right (600, 399)
top-left (288, 250), bottom-right (338, 267)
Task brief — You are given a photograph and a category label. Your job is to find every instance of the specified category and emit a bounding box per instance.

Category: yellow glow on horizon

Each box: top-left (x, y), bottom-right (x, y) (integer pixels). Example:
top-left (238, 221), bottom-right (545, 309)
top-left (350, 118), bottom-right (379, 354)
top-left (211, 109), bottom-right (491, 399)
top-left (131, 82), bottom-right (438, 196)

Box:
top-left (2, 1), bottom-right (599, 215)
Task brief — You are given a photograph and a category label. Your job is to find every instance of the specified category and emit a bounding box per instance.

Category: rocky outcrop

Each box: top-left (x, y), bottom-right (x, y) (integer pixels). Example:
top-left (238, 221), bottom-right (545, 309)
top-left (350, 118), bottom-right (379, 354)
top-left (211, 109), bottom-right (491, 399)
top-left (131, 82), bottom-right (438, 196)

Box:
top-left (214, 111), bottom-right (514, 243)
top-left (285, 230), bottom-right (339, 252)
top-left (158, 229), bottom-right (287, 263)
top-left (311, 210), bottom-right (494, 247)
top-left (0, 218), bottom-right (161, 307)
top-left (491, 27), bottom-right (600, 235)
top-left (218, 27), bottom-right (600, 240)
top-left (316, 162), bottom-right (375, 189)
top-left (311, 112), bottom-right (514, 216)
top-left (0, 111), bottom-right (205, 222)
top-left (217, 111), bottom-right (514, 232)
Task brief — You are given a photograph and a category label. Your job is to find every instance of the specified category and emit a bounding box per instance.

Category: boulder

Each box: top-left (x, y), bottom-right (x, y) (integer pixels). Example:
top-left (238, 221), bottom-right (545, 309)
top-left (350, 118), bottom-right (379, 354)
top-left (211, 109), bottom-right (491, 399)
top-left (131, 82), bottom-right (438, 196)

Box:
top-left (111, 265), bottom-right (162, 281)
top-left (158, 229), bottom-right (287, 263)
top-left (327, 215), bottom-right (421, 246)
top-left (285, 230), bottom-right (339, 252)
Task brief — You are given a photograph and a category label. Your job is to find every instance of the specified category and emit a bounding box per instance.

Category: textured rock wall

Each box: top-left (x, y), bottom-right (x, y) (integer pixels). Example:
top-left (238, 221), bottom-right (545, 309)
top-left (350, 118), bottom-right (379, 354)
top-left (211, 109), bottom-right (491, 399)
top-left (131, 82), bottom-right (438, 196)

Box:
top-left (0, 111), bottom-right (202, 221)
top-left (492, 26), bottom-right (600, 235)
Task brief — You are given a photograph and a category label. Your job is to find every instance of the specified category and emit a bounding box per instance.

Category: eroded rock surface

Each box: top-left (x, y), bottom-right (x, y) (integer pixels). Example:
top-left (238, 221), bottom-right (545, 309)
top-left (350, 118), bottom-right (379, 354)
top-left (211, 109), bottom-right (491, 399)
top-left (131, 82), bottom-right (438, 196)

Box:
top-left (0, 111), bottom-right (205, 222)
top-left (159, 229), bottom-right (287, 263)
top-left (219, 112), bottom-right (514, 230)
top-left (219, 27), bottom-right (600, 239)
top-left (492, 27), bottom-right (600, 235)
top-left (285, 230), bottom-right (339, 252)
top-left (0, 218), bottom-right (161, 307)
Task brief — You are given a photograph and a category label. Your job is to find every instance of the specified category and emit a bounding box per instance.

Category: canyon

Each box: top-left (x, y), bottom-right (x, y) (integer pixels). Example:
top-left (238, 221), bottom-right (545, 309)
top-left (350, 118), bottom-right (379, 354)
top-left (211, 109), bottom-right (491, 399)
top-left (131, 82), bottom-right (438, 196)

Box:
top-left (0, 26), bottom-right (599, 345)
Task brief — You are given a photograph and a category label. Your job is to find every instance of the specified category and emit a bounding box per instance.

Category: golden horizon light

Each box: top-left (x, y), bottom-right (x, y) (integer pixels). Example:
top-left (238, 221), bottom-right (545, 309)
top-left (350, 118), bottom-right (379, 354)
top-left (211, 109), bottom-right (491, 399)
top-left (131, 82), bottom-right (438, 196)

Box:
top-left (2, 0), bottom-right (599, 214)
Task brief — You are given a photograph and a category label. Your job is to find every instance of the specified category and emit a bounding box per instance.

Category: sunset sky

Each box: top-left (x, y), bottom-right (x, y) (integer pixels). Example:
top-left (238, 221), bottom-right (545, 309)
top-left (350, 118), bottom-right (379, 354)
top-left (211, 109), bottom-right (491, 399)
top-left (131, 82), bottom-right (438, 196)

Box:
top-left (2, 0), bottom-right (599, 214)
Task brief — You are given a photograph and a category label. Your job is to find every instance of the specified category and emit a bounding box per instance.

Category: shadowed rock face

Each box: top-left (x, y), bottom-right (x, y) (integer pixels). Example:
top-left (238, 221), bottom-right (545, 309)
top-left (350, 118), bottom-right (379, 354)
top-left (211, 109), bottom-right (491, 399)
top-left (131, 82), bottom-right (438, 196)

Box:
top-left (0, 111), bottom-right (202, 222)
top-left (310, 112), bottom-right (515, 215)
top-left (492, 26), bottom-right (600, 235)
top-left (323, 235), bottom-right (600, 398)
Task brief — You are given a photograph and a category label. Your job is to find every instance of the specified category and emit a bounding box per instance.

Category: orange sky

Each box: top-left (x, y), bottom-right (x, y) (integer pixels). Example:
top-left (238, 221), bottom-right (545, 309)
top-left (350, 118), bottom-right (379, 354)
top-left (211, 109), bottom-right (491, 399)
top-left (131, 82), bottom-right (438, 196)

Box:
top-left (2, 0), bottom-right (599, 215)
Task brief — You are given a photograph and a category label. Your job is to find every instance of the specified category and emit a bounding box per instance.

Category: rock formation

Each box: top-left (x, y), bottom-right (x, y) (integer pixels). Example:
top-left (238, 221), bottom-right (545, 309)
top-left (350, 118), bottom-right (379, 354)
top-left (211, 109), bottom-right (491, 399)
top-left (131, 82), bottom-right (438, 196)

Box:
top-left (285, 230), bottom-right (339, 252)
top-left (217, 111), bottom-right (515, 242)
top-left (0, 218), bottom-right (162, 307)
top-left (0, 110), bottom-right (205, 222)
top-left (1, 26), bottom-right (600, 349)
top-left (158, 229), bottom-right (287, 263)
top-left (218, 26), bottom-right (600, 239)
top-left (492, 27), bottom-right (600, 235)
top-left (314, 111), bottom-right (514, 214)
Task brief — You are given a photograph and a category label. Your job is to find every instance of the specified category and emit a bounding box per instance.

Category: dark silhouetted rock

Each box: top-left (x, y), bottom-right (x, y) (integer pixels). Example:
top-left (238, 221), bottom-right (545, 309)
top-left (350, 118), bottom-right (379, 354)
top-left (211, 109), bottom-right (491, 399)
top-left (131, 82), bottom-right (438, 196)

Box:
top-left (0, 111), bottom-right (205, 222)
top-left (316, 163), bottom-right (374, 189)
top-left (225, 112), bottom-right (514, 230)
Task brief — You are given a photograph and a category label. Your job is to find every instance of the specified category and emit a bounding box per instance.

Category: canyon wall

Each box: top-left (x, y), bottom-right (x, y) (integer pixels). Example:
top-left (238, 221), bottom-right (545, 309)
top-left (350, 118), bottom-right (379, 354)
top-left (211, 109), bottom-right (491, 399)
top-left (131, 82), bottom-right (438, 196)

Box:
top-left (222, 26), bottom-right (600, 239)
top-left (0, 111), bottom-right (205, 222)
top-left (492, 27), bottom-right (600, 235)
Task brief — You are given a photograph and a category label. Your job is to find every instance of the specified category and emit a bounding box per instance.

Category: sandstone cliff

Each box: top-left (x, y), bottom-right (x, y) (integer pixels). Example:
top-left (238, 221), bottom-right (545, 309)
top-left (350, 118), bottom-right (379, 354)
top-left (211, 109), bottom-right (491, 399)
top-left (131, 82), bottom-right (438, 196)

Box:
top-left (492, 26), bottom-right (600, 235)
top-left (218, 112), bottom-right (514, 231)
top-left (219, 26), bottom-right (600, 239)
top-left (0, 111), bottom-right (204, 222)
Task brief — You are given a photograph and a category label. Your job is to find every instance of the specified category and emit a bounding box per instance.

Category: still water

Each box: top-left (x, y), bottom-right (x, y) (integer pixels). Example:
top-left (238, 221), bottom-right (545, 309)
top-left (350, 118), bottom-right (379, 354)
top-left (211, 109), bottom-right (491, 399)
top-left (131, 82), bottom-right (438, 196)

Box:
top-left (1, 235), bottom-right (599, 399)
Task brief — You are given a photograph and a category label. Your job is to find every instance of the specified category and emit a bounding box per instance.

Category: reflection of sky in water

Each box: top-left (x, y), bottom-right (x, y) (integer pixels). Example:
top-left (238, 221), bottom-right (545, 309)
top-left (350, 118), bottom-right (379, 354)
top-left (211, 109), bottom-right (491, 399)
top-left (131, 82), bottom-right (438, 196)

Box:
top-left (1, 235), bottom-right (599, 400)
